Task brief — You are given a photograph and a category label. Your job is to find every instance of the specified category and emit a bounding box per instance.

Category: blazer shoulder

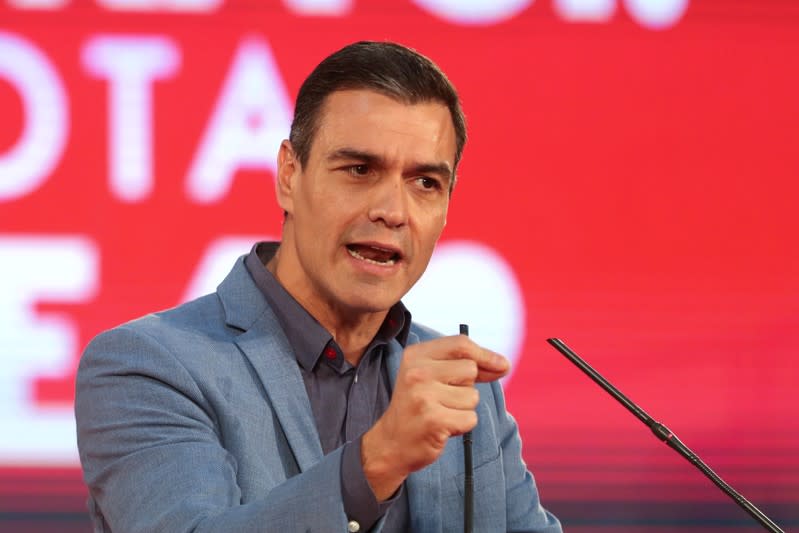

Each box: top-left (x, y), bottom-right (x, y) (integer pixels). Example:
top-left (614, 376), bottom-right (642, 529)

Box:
top-left (80, 291), bottom-right (241, 376)
top-left (101, 291), bottom-right (226, 342)
top-left (408, 321), bottom-right (444, 344)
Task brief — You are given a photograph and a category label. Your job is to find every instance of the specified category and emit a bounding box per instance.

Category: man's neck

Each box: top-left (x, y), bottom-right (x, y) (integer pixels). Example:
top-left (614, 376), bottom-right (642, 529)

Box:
top-left (266, 248), bottom-right (388, 367)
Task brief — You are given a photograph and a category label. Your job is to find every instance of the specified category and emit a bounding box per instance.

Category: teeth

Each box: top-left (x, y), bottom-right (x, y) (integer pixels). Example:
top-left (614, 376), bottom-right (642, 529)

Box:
top-left (347, 247), bottom-right (396, 266)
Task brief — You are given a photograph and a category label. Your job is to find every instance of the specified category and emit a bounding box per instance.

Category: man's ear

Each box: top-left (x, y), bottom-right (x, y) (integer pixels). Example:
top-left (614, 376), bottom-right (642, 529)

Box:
top-left (276, 139), bottom-right (299, 214)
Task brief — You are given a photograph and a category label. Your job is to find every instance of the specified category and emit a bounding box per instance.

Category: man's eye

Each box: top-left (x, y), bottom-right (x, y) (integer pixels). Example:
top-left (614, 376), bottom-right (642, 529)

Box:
top-left (349, 164), bottom-right (369, 176)
top-left (417, 177), bottom-right (441, 190)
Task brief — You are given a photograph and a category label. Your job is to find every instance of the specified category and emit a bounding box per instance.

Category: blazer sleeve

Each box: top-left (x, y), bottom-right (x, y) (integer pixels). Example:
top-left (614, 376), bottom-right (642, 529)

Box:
top-left (489, 380), bottom-right (563, 533)
top-left (75, 324), bottom-right (349, 533)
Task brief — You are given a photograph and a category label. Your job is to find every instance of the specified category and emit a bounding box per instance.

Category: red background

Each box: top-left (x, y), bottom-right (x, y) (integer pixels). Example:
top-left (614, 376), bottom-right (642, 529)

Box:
top-left (1, 1), bottom-right (797, 530)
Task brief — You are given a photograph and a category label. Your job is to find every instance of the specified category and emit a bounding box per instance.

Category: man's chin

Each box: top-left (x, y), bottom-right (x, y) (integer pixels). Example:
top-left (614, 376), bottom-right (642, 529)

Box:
top-left (336, 287), bottom-right (405, 315)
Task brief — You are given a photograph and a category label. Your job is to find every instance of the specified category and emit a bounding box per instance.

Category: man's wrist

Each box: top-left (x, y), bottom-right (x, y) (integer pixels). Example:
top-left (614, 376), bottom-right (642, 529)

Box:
top-left (361, 424), bottom-right (406, 501)
top-left (341, 439), bottom-right (400, 531)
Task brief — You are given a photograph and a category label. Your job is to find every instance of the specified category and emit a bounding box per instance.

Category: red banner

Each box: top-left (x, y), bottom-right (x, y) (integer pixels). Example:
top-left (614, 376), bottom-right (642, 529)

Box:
top-left (1, 0), bottom-right (797, 523)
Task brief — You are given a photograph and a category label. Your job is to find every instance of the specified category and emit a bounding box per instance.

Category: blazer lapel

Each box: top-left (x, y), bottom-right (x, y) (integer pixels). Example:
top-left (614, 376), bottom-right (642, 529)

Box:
top-left (235, 324), bottom-right (323, 472)
top-left (217, 256), bottom-right (444, 530)
top-left (386, 337), bottom-right (443, 533)
top-left (217, 257), bottom-right (323, 473)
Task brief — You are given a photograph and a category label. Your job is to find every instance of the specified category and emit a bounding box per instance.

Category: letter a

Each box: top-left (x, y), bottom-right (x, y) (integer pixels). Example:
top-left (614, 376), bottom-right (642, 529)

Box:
top-left (186, 38), bottom-right (292, 204)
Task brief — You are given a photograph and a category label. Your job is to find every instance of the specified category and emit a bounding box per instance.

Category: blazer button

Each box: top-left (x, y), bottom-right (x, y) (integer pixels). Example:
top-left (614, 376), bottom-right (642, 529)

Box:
top-left (347, 520), bottom-right (361, 532)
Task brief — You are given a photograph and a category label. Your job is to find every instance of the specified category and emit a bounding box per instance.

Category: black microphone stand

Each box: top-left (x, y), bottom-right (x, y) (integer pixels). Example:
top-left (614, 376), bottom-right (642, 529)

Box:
top-left (460, 324), bottom-right (473, 533)
top-left (547, 338), bottom-right (785, 533)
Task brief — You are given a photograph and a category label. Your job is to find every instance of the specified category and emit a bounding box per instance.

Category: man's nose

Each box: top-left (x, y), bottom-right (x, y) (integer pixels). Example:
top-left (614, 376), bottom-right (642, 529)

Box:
top-left (367, 176), bottom-right (409, 228)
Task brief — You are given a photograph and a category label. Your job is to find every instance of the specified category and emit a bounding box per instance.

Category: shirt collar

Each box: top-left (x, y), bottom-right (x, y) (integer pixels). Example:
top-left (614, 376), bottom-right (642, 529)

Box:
top-left (245, 241), bottom-right (411, 371)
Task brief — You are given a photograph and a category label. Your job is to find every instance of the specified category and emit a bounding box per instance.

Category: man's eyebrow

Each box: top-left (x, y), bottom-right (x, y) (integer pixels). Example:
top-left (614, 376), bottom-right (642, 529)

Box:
top-left (327, 148), bottom-right (453, 182)
top-left (410, 162), bottom-right (453, 182)
top-left (326, 148), bottom-right (381, 165)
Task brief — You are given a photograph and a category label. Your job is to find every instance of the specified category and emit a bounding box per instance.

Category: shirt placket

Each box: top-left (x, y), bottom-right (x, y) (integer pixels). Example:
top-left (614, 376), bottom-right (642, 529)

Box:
top-left (344, 348), bottom-right (379, 442)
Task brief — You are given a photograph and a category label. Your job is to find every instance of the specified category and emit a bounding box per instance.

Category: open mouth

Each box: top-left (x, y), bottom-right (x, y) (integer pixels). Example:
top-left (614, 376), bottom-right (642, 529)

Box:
top-left (346, 244), bottom-right (401, 266)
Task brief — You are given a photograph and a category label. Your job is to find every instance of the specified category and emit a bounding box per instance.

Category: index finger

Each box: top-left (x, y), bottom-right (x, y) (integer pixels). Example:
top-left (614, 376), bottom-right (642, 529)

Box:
top-left (425, 335), bottom-right (510, 380)
top-left (473, 347), bottom-right (510, 382)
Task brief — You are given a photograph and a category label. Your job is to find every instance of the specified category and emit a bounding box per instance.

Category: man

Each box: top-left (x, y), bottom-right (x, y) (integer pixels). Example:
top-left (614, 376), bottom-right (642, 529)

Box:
top-left (75, 41), bottom-right (561, 532)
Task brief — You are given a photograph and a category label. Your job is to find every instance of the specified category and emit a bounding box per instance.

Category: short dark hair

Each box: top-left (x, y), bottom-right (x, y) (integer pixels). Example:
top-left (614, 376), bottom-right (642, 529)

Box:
top-left (289, 41), bottom-right (467, 180)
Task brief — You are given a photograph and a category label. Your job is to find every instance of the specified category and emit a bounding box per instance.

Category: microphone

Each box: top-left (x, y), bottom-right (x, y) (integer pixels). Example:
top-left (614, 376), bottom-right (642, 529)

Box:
top-left (460, 323), bottom-right (473, 533)
top-left (546, 338), bottom-right (785, 533)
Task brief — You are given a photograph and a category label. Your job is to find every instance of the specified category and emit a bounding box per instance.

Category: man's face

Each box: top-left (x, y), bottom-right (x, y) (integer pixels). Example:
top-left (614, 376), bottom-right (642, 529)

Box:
top-left (275, 89), bottom-right (456, 318)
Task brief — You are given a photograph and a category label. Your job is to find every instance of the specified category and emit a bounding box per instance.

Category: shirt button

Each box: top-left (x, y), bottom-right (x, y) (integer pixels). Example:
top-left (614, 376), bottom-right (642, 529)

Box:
top-left (347, 520), bottom-right (361, 532)
top-left (324, 347), bottom-right (337, 359)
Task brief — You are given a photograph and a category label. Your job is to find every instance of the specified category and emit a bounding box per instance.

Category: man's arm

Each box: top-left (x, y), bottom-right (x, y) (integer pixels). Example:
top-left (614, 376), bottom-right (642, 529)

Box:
top-left (361, 334), bottom-right (509, 500)
top-left (359, 333), bottom-right (561, 532)
top-left (75, 325), bottom-right (349, 533)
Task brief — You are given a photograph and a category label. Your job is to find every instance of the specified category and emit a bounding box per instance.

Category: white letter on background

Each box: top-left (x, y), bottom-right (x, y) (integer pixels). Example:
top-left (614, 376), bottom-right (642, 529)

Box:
top-left (411, 0), bottom-right (534, 25)
top-left (83, 36), bottom-right (180, 202)
top-left (186, 38), bottom-right (293, 204)
top-left (96, 0), bottom-right (222, 12)
top-left (624, 0), bottom-right (689, 30)
top-left (0, 32), bottom-right (68, 201)
top-left (554, 0), bottom-right (616, 22)
top-left (0, 236), bottom-right (98, 463)
top-left (8, 0), bottom-right (69, 9)
top-left (283, 0), bottom-right (351, 16)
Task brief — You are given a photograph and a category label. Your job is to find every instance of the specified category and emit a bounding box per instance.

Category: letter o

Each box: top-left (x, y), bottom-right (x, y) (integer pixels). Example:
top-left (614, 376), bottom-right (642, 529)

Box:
top-left (0, 32), bottom-right (68, 201)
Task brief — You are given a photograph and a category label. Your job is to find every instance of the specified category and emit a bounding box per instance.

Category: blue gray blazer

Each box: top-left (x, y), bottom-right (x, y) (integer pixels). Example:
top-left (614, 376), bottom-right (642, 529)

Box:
top-left (75, 257), bottom-right (562, 532)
